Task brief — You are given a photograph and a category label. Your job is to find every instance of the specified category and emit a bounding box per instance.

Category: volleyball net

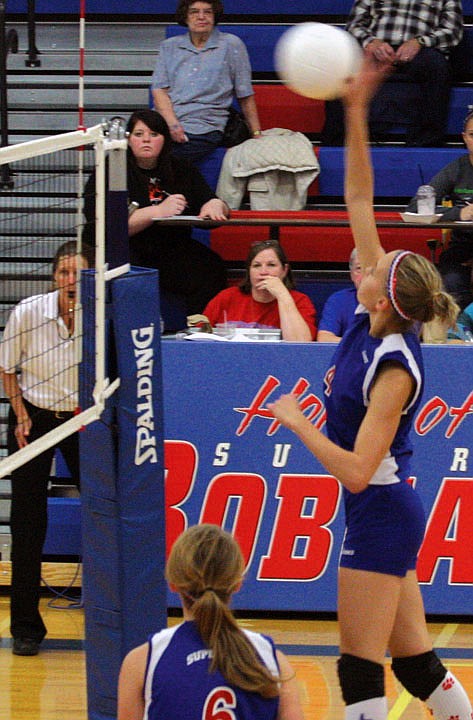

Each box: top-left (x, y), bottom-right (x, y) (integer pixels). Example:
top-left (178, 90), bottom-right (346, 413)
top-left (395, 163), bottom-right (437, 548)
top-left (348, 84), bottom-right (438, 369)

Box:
top-left (0, 122), bottom-right (125, 480)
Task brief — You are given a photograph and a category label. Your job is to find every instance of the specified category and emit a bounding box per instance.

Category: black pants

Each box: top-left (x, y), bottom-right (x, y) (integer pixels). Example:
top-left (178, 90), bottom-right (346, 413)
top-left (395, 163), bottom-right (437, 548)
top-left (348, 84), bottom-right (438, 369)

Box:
top-left (438, 242), bottom-right (473, 311)
top-left (8, 400), bottom-right (80, 642)
top-left (322, 48), bottom-right (451, 146)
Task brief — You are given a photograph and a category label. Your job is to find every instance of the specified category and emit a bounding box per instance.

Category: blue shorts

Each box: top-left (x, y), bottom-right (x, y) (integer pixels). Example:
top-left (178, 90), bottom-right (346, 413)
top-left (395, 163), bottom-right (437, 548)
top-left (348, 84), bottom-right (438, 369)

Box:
top-left (339, 482), bottom-right (426, 577)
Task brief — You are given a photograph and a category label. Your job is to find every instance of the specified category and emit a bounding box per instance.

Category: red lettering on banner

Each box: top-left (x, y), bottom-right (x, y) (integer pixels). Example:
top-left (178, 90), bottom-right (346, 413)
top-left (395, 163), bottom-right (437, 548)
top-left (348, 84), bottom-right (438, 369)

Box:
top-left (259, 474), bottom-right (340, 580)
top-left (415, 392), bottom-right (473, 438)
top-left (234, 376), bottom-right (326, 436)
top-left (164, 440), bottom-right (197, 553)
top-left (417, 479), bottom-right (473, 584)
top-left (200, 473), bottom-right (266, 566)
top-left (446, 391), bottom-right (473, 438)
top-left (416, 396), bottom-right (448, 435)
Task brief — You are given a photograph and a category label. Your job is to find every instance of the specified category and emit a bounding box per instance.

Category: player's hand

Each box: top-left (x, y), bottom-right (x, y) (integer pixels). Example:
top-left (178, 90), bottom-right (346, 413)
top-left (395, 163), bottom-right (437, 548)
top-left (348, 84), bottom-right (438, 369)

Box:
top-left (267, 393), bottom-right (303, 431)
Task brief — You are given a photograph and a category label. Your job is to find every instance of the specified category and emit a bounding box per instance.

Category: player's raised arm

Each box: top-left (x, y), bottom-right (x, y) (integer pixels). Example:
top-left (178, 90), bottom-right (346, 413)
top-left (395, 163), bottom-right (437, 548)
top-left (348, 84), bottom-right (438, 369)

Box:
top-left (342, 57), bottom-right (392, 272)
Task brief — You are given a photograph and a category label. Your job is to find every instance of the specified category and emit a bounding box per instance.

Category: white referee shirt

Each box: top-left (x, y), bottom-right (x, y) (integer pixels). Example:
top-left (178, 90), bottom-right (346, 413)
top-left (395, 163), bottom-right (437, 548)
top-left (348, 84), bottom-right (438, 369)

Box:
top-left (0, 291), bottom-right (80, 411)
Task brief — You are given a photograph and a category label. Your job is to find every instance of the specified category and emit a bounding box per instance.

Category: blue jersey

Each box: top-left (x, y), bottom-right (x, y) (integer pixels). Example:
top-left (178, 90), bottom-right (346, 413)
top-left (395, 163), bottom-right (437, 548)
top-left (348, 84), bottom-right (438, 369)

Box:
top-left (324, 311), bottom-right (424, 485)
top-left (143, 621), bottom-right (280, 720)
top-left (323, 311), bottom-right (426, 575)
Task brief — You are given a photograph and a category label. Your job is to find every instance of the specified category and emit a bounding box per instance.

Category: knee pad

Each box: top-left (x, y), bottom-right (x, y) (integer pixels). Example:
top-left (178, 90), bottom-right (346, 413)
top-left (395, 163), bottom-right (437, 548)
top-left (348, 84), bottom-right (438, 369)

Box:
top-left (391, 651), bottom-right (446, 701)
top-left (337, 653), bottom-right (385, 705)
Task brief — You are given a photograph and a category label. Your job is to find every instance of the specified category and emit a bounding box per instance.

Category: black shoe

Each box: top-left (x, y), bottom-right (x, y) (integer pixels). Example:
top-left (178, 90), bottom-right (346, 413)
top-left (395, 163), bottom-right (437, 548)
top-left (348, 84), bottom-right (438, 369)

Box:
top-left (12, 637), bottom-right (39, 656)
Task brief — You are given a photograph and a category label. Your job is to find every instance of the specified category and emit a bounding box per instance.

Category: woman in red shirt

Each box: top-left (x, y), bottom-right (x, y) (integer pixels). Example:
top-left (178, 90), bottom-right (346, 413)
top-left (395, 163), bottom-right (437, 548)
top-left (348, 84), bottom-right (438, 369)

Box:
top-left (203, 240), bottom-right (316, 341)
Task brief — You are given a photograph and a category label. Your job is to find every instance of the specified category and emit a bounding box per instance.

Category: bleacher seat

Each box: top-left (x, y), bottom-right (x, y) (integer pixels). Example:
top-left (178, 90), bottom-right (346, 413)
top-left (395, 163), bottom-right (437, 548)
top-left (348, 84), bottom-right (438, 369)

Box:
top-left (7, 0), bottom-right (354, 14)
top-left (210, 210), bottom-right (444, 266)
top-left (17, 0), bottom-right (470, 16)
top-left (318, 146), bottom-right (465, 199)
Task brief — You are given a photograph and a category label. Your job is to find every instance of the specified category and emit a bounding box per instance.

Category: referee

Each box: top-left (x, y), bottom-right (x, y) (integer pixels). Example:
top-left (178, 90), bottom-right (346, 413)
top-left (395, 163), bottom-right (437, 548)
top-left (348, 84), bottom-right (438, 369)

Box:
top-left (0, 241), bottom-right (93, 656)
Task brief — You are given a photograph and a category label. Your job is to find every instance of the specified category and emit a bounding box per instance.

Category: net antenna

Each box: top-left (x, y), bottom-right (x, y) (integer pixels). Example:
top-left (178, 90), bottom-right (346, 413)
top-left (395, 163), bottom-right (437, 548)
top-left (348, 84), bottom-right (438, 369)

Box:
top-left (0, 123), bottom-right (126, 479)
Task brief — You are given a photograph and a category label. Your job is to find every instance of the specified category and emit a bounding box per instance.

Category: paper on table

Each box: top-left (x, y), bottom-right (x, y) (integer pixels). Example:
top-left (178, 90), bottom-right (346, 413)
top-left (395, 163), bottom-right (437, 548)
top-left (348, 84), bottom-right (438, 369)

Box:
top-left (399, 212), bottom-right (442, 224)
top-left (152, 215), bottom-right (204, 221)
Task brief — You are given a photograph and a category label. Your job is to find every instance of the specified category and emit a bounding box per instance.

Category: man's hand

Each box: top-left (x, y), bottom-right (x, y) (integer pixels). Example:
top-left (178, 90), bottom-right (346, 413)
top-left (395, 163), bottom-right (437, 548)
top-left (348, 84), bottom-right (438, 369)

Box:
top-left (366, 39), bottom-right (396, 62)
top-left (395, 38), bottom-right (422, 64)
top-left (170, 123), bottom-right (188, 143)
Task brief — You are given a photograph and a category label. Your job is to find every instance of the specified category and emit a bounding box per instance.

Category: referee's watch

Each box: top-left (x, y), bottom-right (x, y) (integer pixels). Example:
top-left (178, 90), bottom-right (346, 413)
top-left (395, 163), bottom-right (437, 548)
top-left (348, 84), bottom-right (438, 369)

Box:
top-left (416, 36), bottom-right (427, 47)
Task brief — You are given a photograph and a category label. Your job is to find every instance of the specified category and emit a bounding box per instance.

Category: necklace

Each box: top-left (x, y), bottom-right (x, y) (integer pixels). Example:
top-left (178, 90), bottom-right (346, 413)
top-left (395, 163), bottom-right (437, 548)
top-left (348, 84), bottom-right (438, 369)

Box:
top-left (57, 301), bottom-right (75, 340)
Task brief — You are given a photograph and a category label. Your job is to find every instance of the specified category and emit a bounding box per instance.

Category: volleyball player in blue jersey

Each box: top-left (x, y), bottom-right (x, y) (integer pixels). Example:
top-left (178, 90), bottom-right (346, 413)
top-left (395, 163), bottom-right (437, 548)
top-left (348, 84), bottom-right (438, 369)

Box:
top-left (117, 524), bottom-right (303, 720)
top-left (268, 58), bottom-right (471, 720)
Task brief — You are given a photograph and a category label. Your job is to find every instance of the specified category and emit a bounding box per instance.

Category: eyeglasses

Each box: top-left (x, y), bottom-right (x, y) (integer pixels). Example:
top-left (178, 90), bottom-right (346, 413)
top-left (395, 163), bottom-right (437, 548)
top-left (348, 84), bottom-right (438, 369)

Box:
top-left (251, 240), bottom-right (280, 248)
top-left (188, 8), bottom-right (214, 16)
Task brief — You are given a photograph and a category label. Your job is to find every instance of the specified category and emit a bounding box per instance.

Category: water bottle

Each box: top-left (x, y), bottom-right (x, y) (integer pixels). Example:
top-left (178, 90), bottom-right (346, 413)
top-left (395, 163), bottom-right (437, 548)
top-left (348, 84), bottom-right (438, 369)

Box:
top-left (416, 185), bottom-right (436, 215)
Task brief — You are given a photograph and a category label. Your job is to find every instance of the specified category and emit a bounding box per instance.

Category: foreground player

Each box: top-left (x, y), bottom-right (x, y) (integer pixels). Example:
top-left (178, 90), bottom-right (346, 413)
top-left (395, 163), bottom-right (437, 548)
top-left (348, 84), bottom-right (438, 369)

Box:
top-left (117, 524), bottom-right (303, 720)
top-left (268, 58), bottom-right (471, 720)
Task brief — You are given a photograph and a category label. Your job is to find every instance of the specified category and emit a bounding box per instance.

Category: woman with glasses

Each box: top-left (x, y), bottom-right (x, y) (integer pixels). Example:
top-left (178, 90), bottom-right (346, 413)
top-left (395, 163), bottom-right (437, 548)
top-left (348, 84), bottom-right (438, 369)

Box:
top-left (405, 109), bottom-right (473, 311)
top-left (151, 0), bottom-right (262, 163)
top-left (203, 239), bottom-right (317, 341)
top-left (0, 241), bottom-right (93, 656)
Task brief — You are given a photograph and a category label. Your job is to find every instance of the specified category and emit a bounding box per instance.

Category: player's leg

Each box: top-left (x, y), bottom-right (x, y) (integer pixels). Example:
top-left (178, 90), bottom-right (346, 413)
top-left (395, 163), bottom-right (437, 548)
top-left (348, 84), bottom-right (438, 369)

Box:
top-left (337, 567), bottom-right (402, 720)
top-left (389, 570), bottom-right (472, 720)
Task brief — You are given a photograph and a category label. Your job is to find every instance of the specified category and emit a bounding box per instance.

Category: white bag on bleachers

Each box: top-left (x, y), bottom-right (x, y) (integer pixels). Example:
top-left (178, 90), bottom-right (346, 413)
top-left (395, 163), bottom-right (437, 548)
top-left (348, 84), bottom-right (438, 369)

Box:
top-left (216, 128), bottom-right (320, 210)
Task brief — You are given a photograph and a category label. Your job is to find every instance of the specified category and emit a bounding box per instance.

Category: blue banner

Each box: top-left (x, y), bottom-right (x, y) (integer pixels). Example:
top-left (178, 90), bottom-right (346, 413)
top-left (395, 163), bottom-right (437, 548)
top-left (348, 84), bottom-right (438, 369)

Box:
top-left (161, 341), bottom-right (473, 616)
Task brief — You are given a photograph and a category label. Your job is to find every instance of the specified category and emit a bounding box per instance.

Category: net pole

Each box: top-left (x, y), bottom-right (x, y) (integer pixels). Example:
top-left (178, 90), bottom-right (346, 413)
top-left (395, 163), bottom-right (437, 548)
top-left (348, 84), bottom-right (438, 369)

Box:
top-left (94, 134), bottom-right (106, 400)
top-left (76, 0), bottom-right (87, 378)
top-left (78, 0), bottom-right (86, 133)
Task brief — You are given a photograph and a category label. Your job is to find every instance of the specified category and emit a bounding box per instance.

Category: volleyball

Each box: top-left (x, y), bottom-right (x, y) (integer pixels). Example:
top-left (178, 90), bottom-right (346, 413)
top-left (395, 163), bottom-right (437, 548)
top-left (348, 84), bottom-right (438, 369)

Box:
top-left (274, 22), bottom-right (363, 100)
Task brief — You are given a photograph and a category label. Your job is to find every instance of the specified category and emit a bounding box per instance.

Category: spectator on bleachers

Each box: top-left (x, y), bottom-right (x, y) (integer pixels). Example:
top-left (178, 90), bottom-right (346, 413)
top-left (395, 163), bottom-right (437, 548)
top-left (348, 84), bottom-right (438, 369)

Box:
top-left (448, 299), bottom-right (473, 340)
top-left (406, 108), bottom-right (473, 311)
top-left (317, 249), bottom-right (362, 342)
top-left (84, 109), bottom-right (229, 321)
top-left (203, 239), bottom-right (316, 341)
top-left (322, 0), bottom-right (463, 147)
top-left (151, 0), bottom-right (262, 163)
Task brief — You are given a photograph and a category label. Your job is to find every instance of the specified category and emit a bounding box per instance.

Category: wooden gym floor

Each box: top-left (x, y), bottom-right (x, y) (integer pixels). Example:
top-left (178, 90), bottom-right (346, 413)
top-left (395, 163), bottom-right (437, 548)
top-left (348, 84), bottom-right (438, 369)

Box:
top-left (0, 591), bottom-right (472, 720)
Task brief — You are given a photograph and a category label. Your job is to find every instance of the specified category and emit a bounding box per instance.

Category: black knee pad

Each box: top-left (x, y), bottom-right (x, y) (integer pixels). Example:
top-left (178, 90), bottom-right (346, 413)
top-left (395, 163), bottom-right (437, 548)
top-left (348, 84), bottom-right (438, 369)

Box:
top-left (337, 653), bottom-right (385, 705)
top-left (391, 651), bottom-right (447, 701)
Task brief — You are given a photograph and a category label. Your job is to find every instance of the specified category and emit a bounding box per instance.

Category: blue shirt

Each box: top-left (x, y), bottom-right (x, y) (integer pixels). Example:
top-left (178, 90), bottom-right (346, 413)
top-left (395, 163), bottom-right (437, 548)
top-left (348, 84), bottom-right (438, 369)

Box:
top-left (318, 285), bottom-right (358, 337)
top-left (151, 28), bottom-right (254, 134)
top-left (143, 621), bottom-right (280, 720)
top-left (448, 301), bottom-right (473, 341)
top-left (324, 312), bottom-right (424, 485)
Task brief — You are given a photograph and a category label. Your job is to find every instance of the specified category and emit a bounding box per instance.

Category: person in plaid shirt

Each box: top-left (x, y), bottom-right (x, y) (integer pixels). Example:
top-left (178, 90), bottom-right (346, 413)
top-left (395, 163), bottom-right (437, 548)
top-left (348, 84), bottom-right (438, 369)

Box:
top-left (322, 0), bottom-right (463, 147)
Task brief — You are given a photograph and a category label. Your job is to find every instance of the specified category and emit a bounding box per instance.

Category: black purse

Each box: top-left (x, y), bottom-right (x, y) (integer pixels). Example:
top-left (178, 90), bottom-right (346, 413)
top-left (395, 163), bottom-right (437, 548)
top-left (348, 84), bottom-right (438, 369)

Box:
top-left (222, 106), bottom-right (251, 148)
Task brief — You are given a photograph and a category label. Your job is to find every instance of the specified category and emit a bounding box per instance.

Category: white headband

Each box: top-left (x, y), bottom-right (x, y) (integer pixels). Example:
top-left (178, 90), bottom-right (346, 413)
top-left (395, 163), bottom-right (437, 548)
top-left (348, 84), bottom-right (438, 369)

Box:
top-left (387, 251), bottom-right (414, 321)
